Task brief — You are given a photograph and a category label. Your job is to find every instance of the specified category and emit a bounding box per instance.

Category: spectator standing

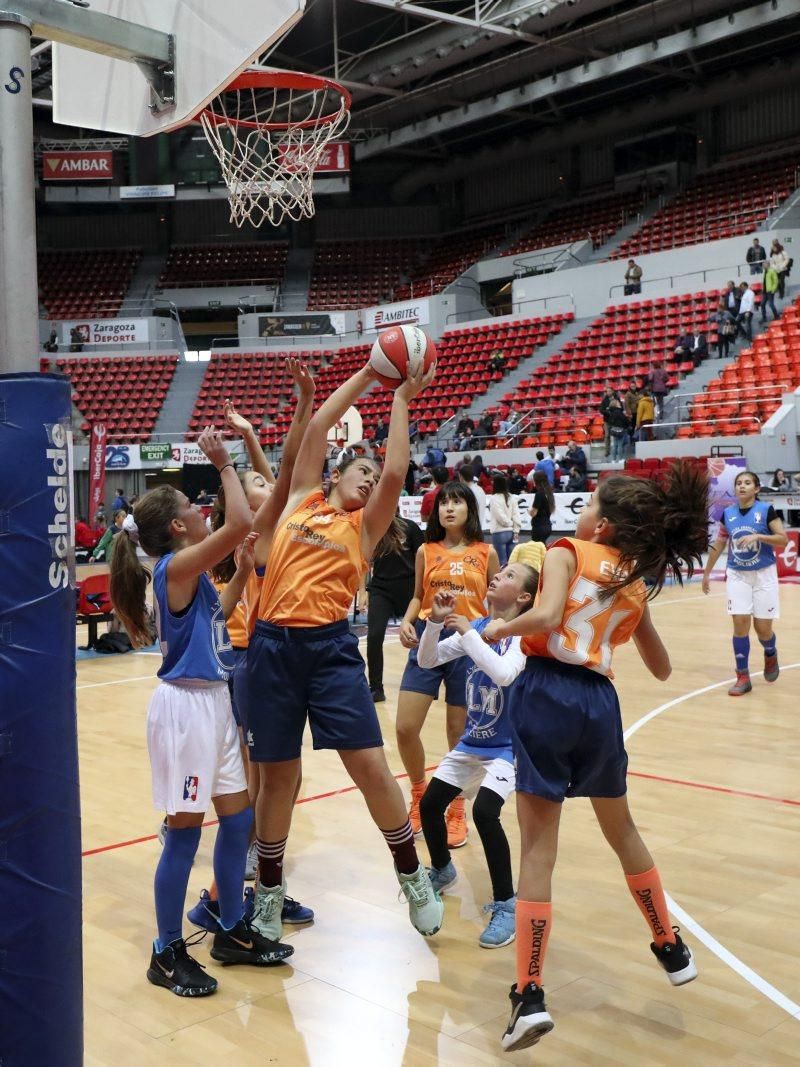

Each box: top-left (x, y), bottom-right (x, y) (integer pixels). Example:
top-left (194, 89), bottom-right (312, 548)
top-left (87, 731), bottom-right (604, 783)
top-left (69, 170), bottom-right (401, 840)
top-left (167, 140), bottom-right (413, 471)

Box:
top-left (599, 383), bottom-right (620, 459)
top-left (711, 300), bottom-right (737, 358)
top-left (647, 360), bottom-right (669, 420)
top-left (606, 397), bottom-right (629, 462)
top-left (459, 464), bottom-right (487, 531)
top-left (533, 450), bottom-right (555, 487)
top-left (111, 487), bottom-right (129, 513)
top-left (746, 238), bottom-right (766, 275)
top-left (635, 387), bottom-right (655, 442)
top-left (422, 443), bottom-right (446, 469)
top-left (736, 282), bottom-right (756, 342)
top-left (488, 476), bottom-right (521, 566)
top-left (623, 381), bottom-right (642, 426)
top-left (724, 280), bottom-right (742, 318)
top-left (761, 265), bottom-right (781, 322)
top-left (69, 326), bottom-right (84, 353)
top-left (454, 415), bottom-right (474, 451)
top-left (624, 259), bottom-right (643, 295)
top-left (43, 330), bottom-right (59, 353)
top-left (420, 466), bottom-right (449, 521)
top-left (94, 505), bottom-right (107, 529)
top-left (527, 471), bottom-right (556, 543)
top-left (769, 239), bottom-right (790, 299)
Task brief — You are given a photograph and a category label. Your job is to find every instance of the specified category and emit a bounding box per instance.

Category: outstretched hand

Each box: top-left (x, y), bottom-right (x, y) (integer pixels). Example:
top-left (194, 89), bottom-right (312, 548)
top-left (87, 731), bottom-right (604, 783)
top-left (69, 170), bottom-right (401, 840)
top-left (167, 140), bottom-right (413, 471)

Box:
top-left (429, 590), bottom-right (456, 623)
top-left (224, 400), bottom-right (252, 436)
top-left (396, 360), bottom-right (436, 403)
top-left (234, 531), bottom-right (258, 575)
top-left (287, 357), bottom-right (315, 402)
top-left (198, 426), bottom-right (230, 470)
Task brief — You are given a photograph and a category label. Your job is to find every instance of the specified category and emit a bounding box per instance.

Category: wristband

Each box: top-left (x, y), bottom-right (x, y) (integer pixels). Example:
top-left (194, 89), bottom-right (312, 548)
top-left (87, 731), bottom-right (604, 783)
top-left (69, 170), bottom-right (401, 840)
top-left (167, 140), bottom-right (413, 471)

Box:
top-left (218, 462), bottom-right (234, 474)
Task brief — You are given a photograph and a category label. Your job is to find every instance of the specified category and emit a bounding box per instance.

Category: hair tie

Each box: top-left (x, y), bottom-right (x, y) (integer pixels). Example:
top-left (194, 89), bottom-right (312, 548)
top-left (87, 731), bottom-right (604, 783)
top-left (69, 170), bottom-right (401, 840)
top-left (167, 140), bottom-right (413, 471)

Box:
top-left (122, 513), bottom-right (140, 544)
top-left (335, 447), bottom-right (355, 469)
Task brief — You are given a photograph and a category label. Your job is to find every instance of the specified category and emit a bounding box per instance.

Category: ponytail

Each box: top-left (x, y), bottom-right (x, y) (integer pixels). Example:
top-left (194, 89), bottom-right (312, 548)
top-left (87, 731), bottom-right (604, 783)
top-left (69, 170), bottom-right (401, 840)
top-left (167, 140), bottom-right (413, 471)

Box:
top-left (209, 485), bottom-right (236, 583)
top-left (597, 462), bottom-right (709, 599)
top-left (109, 485), bottom-right (181, 647)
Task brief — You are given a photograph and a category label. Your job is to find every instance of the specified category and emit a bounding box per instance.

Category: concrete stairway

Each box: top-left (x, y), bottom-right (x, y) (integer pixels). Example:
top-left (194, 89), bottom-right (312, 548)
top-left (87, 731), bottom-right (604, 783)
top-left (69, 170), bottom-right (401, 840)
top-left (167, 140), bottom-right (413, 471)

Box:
top-left (585, 196), bottom-right (668, 263)
top-left (279, 247), bottom-right (314, 312)
top-left (124, 252), bottom-right (168, 311)
top-left (151, 358), bottom-right (207, 440)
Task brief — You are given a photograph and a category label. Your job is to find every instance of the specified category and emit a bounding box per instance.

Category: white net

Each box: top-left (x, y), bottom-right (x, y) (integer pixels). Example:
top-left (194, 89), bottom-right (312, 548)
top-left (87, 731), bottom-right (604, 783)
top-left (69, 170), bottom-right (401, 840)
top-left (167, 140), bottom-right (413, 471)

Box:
top-left (200, 75), bottom-right (351, 228)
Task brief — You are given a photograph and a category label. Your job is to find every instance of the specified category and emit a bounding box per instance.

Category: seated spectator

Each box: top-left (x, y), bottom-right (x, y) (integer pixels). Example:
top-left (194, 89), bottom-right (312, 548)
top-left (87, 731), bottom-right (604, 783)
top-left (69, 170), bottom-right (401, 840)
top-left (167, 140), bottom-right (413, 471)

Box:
top-left (533, 449), bottom-right (555, 486)
top-left (74, 517), bottom-right (100, 551)
top-left (711, 300), bottom-right (737, 358)
top-left (507, 466), bottom-right (527, 494)
top-left (565, 467), bottom-right (587, 492)
top-left (736, 281), bottom-right (755, 341)
top-left (476, 412), bottom-right (495, 444)
top-left (647, 360), bottom-right (669, 420)
top-left (43, 330), bottom-right (59, 353)
top-left (674, 328), bottom-right (707, 368)
top-left (487, 349), bottom-right (507, 374)
top-left (372, 416), bottom-right (388, 446)
top-left (635, 387), bottom-right (655, 442)
top-left (769, 239), bottom-right (790, 299)
top-left (761, 265), bottom-right (781, 322)
top-left (624, 259), bottom-right (642, 295)
top-left (497, 410), bottom-right (519, 440)
top-left (94, 505), bottom-right (107, 528)
top-left (769, 469), bottom-right (791, 491)
top-left (563, 438), bottom-right (587, 473)
top-left (453, 414), bottom-right (475, 451)
top-left (746, 238), bottom-right (766, 275)
top-left (420, 465), bottom-right (449, 520)
top-left (92, 508), bottom-right (126, 562)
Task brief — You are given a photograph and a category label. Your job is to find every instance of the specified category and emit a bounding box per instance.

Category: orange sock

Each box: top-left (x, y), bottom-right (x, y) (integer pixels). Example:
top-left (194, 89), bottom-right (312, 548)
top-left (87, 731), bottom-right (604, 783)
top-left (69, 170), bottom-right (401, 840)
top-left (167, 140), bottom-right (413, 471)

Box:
top-left (515, 900), bottom-right (552, 993)
top-left (625, 866), bottom-right (675, 947)
top-left (208, 882), bottom-right (218, 901)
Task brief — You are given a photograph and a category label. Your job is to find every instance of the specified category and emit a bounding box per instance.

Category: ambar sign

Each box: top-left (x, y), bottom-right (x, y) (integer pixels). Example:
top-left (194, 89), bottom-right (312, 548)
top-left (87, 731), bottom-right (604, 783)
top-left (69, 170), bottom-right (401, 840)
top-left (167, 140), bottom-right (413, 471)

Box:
top-left (43, 151), bottom-right (114, 181)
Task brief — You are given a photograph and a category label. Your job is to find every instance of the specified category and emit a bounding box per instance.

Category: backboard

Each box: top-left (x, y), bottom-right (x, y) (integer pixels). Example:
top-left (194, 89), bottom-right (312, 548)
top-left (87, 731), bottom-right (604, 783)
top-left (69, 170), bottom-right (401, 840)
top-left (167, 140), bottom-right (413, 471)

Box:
top-left (52, 0), bottom-right (305, 137)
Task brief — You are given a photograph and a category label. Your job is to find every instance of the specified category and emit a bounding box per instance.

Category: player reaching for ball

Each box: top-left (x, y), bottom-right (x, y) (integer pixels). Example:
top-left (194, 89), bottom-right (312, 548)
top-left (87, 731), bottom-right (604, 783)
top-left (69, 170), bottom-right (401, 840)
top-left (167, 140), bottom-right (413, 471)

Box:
top-left (246, 351), bottom-right (446, 941)
top-left (702, 469), bottom-right (787, 696)
top-left (480, 465), bottom-right (709, 1052)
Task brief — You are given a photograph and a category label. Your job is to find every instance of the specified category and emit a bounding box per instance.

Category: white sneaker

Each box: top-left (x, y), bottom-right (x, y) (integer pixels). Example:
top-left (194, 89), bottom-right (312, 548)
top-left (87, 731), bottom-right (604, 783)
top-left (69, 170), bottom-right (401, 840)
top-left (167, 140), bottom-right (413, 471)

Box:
top-left (251, 880), bottom-right (285, 941)
top-left (396, 865), bottom-right (444, 937)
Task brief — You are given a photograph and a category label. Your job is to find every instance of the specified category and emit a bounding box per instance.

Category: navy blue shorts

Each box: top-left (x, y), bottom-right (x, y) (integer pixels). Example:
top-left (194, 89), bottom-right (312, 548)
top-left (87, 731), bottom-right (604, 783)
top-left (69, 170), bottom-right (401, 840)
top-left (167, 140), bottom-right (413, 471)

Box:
top-left (510, 657), bottom-right (627, 803)
top-left (246, 619), bottom-right (384, 762)
top-left (227, 647), bottom-right (248, 732)
top-left (399, 619), bottom-right (469, 705)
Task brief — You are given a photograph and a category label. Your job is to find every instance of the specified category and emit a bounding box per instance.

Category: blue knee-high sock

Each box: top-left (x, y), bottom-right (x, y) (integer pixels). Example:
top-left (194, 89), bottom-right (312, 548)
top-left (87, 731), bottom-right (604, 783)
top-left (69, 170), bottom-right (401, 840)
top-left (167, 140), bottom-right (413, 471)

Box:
top-left (213, 807), bottom-right (253, 931)
top-left (154, 824), bottom-right (202, 951)
top-left (732, 635), bottom-right (750, 672)
top-left (759, 634), bottom-right (777, 657)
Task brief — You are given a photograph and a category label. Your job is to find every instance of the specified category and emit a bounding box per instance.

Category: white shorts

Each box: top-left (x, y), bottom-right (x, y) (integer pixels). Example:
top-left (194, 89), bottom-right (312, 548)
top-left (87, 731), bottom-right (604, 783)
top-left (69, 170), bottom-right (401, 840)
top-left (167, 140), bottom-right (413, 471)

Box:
top-left (726, 566), bottom-right (780, 620)
top-left (433, 749), bottom-right (515, 802)
top-left (147, 682), bottom-right (247, 815)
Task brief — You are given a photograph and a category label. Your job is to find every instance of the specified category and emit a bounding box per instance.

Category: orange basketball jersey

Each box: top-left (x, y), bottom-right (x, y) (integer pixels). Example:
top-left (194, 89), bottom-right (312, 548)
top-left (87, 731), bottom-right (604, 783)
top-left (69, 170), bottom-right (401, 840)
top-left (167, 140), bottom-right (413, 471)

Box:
top-left (522, 537), bottom-right (646, 677)
top-left (211, 571), bottom-right (260, 649)
top-left (419, 540), bottom-right (492, 621)
top-left (257, 491), bottom-right (367, 627)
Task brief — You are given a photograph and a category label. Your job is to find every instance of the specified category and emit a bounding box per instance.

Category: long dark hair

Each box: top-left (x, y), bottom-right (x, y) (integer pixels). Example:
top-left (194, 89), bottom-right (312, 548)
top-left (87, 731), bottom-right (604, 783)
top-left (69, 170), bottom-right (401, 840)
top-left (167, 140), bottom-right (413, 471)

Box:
top-left (110, 485), bottom-right (181, 647)
top-left (209, 484), bottom-right (236, 583)
top-left (734, 469), bottom-right (761, 496)
top-left (425, 481), bottom-right (483, 543)
top-left (532, 470), bottom-right (556, 513)
top-left (596, 462), bottom-right (709, 599)
top-left (374, 514), bottom-right (409, 558)
top-left (493, 474), bottom-right (510, 504)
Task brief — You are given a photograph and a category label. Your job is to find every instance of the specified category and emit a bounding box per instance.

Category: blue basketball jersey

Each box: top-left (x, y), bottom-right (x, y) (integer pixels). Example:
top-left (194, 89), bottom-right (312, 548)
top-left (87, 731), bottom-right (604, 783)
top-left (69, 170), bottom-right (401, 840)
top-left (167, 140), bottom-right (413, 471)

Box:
top-left (722, 502), bottom-right (776, 571)
top-left (455, 616), bottom-right (517, 760)
top-left (153, 553), bottom-right (235, 683)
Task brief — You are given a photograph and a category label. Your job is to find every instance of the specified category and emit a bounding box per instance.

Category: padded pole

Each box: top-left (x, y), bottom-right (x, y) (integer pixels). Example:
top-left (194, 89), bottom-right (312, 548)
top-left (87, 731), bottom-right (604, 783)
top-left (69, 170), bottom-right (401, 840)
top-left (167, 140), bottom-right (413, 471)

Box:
top-left (0, 373), bottom-right (83, 1066)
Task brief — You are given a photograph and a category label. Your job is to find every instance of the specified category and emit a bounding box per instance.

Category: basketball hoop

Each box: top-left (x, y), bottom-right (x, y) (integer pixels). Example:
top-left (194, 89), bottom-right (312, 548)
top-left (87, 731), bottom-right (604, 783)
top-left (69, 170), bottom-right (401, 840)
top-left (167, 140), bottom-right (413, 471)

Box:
top-left (200, 69), bottom-right (351, 228)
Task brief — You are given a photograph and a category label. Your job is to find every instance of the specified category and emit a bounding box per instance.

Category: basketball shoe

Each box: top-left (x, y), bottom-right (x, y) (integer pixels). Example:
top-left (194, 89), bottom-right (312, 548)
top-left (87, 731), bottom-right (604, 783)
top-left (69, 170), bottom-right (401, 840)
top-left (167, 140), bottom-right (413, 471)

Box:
top-left (396, 865), bottom-right (444, 936)
top-left (146, 935), bottom-right (217, 998)
top-left (426, 861), bottom-right (457, 893)
top-left (650, 928), bottom-right (698, 986)
top-left (210, 917), bottom-right (294, 967)
top-left (764, 652), bottom-right (779, 683)
top-left (501, 983), bottom-right (554, 1051)
top-left (479, 897), bottom-right (516, 949)
top-left (446, 796), bottom-right (468, 848)
top-left (408, 780), bottom-right (426, 835)
top-left (728, 672), bottom-right (752, 696)
top-left (251, 880), bottom-right (285, 941)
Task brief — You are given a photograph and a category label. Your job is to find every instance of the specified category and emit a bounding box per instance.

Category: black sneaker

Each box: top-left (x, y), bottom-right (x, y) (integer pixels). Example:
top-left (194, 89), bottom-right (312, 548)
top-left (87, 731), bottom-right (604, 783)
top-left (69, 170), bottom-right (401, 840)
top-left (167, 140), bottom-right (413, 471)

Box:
top-left (370, 686), bottom-right (386, 703)
top-left (210, 917), bottom-right (294, 967)
top-left (146, 936), bottom-right (218, 997)
top-left (650, 928), bottom-right (698, 986)
top-left (501, 982), bottom-right (554, 1052)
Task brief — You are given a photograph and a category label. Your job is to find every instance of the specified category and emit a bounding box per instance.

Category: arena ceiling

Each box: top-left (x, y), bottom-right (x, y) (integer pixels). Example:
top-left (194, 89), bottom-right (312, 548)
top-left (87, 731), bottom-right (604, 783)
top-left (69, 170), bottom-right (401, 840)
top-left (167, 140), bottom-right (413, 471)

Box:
top-left (30, 0), bottom-right (800, 166)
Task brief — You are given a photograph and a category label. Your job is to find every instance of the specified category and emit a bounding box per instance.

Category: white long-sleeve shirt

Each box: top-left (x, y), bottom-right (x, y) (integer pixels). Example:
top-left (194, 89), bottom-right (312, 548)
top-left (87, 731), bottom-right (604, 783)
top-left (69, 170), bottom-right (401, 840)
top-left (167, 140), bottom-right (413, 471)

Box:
top-left (488, 493), bottom-right (521, 535)
top-left (417, 618), bottom-right (526, 687)
top-left (738, 288), bottom-right (755, 314)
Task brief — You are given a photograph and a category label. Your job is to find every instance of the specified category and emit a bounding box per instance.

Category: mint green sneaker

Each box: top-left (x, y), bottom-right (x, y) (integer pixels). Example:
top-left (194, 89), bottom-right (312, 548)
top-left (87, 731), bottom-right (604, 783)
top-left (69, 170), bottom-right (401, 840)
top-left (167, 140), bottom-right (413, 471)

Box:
top-left (251, 880), bottom-right (285, 941)
top-left (397, 865), bottom-right (444, 936)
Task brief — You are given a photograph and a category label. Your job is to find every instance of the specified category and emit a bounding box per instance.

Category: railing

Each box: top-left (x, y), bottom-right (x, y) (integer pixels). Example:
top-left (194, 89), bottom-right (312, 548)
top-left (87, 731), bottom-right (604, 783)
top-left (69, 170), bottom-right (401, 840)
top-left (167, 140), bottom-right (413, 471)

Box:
top-left (508, 243), bottom-right (584, 276)
top-left (672, 382), bottom-right (788, 422)
top-left (608, 261), bottom-right (756, 300)
top-left (156, 277), bottom-right (282, 291)
top-left (210, 329), bottom-right (369, 350)
top-left (509, 293), bottom-right (576, 317)
top-left (650, 415), bottom-right (762, 436)
top-left (698, 200), bottom-right (780, 242)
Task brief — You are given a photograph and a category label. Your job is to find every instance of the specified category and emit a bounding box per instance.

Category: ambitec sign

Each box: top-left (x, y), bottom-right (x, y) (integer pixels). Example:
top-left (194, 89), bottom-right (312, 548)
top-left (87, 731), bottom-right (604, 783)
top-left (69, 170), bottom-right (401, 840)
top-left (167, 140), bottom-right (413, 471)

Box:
top-left (42, 151), bottom-right (114, 181)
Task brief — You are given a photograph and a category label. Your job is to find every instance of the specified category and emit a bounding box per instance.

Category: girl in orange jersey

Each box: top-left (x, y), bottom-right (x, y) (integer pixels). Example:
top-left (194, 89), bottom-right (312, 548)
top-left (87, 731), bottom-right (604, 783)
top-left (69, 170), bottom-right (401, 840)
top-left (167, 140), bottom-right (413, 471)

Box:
top-left (481, 465), bottom-right (709, 1052)
top-left (247, 358), bottom-right (446, 941)
top-left (184, 364), bottom-right (317, 933)
top-left (397, 482), bottom-right (500, 846)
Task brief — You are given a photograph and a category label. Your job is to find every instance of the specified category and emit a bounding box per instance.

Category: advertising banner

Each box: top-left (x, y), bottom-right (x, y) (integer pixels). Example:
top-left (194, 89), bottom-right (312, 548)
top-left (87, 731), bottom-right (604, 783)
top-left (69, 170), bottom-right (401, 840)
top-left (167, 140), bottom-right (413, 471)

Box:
top-left (88, 423), bottom-right (107, 524)
top-left (59, 318), bottom-right (150, 346)
top-left (399, 491), bottom-right (589, 532)
top-left (776, 531), bottom-right (799, 579)
top-left (277, 142), bottom-right (350, 172)
top-left (258, 313), bottom-right (346, 338)
top-left (119, 184), bottom-right (175, 199)
top-left (42, 151), bottom-right (113, 181)
top-left (363, 298), bottom-right (430, 331)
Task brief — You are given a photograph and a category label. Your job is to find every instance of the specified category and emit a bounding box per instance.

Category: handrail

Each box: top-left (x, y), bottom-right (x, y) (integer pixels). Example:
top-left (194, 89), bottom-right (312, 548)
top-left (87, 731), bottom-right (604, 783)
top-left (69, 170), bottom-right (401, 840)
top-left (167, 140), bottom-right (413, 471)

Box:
top-left (608, 261), bottom-right (755, 299)
top-left (509, 293), bottom-right (576, 317)
top-left (672, 382), bottom-right (788, 403)
top-left (677, 383), bottom-right (787, 422)
top-left (653, 416), bottom-right (762, 432)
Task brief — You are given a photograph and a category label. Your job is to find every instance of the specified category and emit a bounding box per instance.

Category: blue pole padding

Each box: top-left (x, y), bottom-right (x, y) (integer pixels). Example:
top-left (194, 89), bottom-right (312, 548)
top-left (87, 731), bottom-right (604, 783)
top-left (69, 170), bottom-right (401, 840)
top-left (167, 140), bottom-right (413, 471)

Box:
top-left (0, 374), bottom-right (82, 1067)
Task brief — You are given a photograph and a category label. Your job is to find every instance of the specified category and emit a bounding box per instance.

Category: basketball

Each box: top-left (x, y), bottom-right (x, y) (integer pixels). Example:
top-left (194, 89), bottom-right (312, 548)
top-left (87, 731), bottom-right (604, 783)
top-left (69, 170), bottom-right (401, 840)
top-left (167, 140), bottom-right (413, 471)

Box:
top-left (368, 325), bottom-right (436, 389)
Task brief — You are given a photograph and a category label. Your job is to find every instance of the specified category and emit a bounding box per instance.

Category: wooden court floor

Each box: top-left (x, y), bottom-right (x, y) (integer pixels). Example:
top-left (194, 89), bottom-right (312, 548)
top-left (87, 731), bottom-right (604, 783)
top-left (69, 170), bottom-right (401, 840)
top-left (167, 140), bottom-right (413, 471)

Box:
top-left (78, 582), bottom-right (800, 1066)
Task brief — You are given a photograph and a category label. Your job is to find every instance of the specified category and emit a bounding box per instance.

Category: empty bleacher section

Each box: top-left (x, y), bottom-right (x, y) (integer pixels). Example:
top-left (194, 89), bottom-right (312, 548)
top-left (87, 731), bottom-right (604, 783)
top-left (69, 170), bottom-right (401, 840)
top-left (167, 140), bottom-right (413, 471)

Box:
top-left (56, 354), bottom-right (178, 440)
top-left (478, 290), bottom-right (725, 447)
top-left (39, 248), bottom-right (141, 319)
top-left (158, 243), bottom-right (289, 288)
top-left (393, 223), bottom-right (506, 301)
top-left (683, 295), bottom-right (800, 438)
top-left (503, 191), bottom-right (645, 257)
top-left (307, 238), bottom-right (425, 311)
top-left (610, 152), bottom-right (800, 259)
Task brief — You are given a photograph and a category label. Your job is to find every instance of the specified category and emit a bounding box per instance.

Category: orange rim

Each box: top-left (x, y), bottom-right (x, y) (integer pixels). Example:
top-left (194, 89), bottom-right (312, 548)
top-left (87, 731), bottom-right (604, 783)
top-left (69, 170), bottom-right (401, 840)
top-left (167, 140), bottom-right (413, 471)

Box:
top-left (200, 69), bottom-right (352, 132)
